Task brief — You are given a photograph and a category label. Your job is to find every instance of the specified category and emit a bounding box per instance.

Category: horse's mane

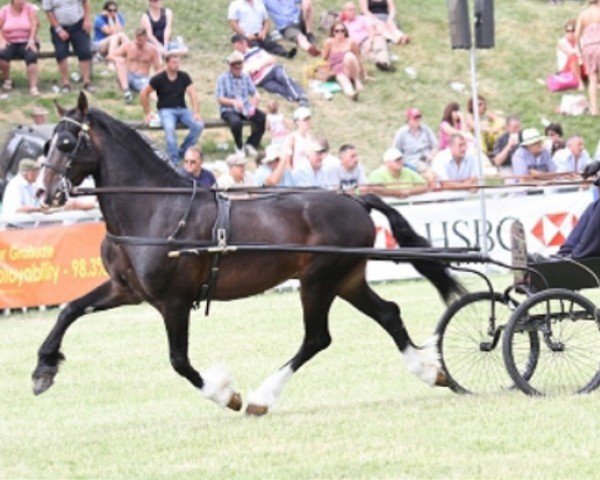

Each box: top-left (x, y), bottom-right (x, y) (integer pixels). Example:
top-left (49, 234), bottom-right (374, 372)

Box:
top-left (86, 108), bottom-right (188, 185)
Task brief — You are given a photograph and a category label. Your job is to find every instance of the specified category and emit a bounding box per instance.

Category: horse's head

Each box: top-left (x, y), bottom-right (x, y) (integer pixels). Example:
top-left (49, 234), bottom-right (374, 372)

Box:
top-left (36, 92), bottom-right (99, 207)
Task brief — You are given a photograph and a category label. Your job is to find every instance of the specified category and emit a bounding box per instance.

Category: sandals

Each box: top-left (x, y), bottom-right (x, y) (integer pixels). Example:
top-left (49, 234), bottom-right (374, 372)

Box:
top-left (60, 84), bottom-right (72, 94)
top-left (30, 87), bottom-right (40, 97)
top-left (2, 79), bottom-right (12, 91)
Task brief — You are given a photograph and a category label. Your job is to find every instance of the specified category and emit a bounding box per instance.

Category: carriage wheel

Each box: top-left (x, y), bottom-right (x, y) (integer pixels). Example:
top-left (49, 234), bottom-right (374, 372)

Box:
top-left (436, 291), bottom-right (539, 394)
top-left (502, 288), bottom-right (600, 396)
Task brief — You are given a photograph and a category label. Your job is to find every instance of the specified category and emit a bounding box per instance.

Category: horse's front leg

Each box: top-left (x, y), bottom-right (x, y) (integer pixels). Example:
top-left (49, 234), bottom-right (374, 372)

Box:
top-left (161, 303), bottom-right (242, 411)
top-left (32, 279), bottom-right (142, 395)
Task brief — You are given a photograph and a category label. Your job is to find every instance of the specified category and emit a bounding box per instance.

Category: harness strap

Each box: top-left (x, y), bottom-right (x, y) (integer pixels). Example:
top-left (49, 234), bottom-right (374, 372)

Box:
top-left (196, 193), bottom-right (231, 315)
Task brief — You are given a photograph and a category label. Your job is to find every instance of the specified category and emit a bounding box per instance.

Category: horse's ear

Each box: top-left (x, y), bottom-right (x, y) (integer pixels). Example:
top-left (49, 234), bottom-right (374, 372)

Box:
top-left (54, 99), bottom-right (66, 117)
top-left (77, 92), bottom-right (88, 115)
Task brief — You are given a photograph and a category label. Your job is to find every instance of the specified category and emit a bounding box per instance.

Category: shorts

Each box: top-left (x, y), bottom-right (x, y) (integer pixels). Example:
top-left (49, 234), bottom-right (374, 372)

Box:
top-left (50, 19), bottom-right (92, 62)
top-left (280, 23), bottom-right (304, 42)
top-left (127, 71), bottom-right (150, 92)
top-left (0, 42), bottom-right (39, 65)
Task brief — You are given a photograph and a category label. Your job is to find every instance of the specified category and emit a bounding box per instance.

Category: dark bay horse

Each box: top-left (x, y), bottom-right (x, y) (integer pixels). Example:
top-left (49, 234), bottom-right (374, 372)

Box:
top-left (33, 93), bottom-right (464, 415)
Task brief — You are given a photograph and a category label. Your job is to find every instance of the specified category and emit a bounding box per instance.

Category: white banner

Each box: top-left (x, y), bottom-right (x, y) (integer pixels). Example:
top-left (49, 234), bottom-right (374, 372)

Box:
top-left (368, 188), bottom-right (594, 281)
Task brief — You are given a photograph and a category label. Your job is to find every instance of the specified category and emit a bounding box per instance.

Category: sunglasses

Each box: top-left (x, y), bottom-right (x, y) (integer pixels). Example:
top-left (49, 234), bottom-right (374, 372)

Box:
top-left (230, 61), bottom-right (243, 66)
top-left (334, 29), bottom-right (346, 33)
top-left (108, 8), bottom-right (117, 12)
top-left (184, 159), bottom-right (198, 164)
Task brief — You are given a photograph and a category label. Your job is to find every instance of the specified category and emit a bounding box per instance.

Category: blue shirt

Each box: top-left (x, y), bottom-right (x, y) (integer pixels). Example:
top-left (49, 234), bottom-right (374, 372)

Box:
top-left (512, 146), bottom-right (556, 176)
top-left (93, 12), bottom-right (125, 42)
top-left (177, 168), bottom-right (216, 188)
top-left (263, 0), bottom-right (299, 30)
top-left (215, 71), bottom-right (257, 115)
top-left (254, 165), bottom-right (295, 187)
top-left (292, 166), bottom-right (328, 188)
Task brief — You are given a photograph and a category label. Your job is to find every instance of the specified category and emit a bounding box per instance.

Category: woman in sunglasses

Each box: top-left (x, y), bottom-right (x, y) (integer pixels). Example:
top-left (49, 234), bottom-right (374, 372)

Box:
top-left (557, 19), bottom-right (584, 90)
top-left (321, 21), bottom-right (364, 100)
top-left (93, 1), bottom-right (128, 62)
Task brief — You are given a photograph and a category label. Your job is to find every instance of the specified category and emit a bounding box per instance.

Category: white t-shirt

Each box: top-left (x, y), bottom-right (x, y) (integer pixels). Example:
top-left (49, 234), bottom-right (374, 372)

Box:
top-left (2, 174), bottom-right (39, 214)
top-left (227, 0), bottom-right (268, 36)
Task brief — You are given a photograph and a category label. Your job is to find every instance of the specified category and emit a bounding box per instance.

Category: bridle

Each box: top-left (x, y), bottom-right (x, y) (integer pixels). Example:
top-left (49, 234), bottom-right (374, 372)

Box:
top-left (39, 115), bottom-right (92, 202)
top-left (41, 115), bottom-right (91, 176)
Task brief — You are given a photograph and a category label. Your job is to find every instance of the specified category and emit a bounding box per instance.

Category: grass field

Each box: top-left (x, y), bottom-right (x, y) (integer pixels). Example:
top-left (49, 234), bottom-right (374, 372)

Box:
top-left (3, 276), bottom-right (600, 479)
top-left (1, 1), bottom-right (598, 169)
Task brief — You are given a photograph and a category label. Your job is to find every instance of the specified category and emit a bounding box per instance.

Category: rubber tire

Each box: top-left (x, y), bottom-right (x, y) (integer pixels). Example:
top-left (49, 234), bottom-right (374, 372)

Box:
top-left (502, 288), bottom-right (600, 396)
top-left (436, 291), bottom-right (539, 394)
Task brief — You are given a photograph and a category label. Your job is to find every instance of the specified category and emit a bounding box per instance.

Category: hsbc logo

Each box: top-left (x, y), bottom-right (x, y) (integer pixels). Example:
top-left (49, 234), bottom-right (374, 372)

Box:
top-left (530, 212), bottom-right (578, 247)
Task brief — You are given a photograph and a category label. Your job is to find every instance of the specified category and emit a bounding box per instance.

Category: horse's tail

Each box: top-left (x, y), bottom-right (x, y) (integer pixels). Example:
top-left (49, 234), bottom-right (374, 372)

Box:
top-left (360, 194), bottom-right (466, 304)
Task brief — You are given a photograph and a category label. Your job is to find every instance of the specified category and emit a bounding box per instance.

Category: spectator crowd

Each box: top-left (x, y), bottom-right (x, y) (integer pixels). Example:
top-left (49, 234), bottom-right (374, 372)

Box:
top-left (2, 0), bottom-right (600, 215)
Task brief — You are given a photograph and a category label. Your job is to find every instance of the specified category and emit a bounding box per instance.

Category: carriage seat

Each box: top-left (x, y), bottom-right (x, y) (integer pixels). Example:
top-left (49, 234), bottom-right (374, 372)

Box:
top-left (525, 256), bottom-right (600, 291)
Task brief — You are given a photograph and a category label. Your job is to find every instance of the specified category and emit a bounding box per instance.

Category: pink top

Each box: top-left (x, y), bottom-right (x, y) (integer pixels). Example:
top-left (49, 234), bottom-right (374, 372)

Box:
top-left (438, 119), bottom-right (462, 150)
top-left (344, 15), bottom-right (370, 45)
top-left (0, 2), bottom-right (35, 43)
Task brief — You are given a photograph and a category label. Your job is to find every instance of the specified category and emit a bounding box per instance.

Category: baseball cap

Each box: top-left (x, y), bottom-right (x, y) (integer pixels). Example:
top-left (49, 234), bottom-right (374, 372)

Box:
top-left (405, 107), bottom-right (422, 120)
top-left (261, 144), bottom-right (281, 164)
top-left (293, 106), bottom-right (311, 121)
top-left (19, 158), bottom-right (41, 173)
top-left (226, 153), bottom-right (247, 166)
top-left (383, 148), bottom-right (404, 163)
top-left (226, 51), bottom-right (244, 64)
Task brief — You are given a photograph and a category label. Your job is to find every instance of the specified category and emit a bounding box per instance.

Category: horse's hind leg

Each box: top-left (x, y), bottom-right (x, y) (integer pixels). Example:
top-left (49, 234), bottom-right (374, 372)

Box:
top-left (246, 276), bottom-right (336, 416)
top-left (160, 303), bottom-right (242, 411)
top-left (32, 279), bottom-right (142, 395)
top-left (340, 278), bottom-right (445, 387)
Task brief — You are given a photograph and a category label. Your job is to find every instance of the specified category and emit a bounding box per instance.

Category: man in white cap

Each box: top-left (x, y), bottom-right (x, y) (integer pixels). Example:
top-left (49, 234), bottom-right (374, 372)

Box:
top-left (217, 153), bottom-right (256, 188)
top-left (512, 127), bottom-right (556, 182)
top-left (2, 158), bottom-right (43, 214)
top-left (216, 50), bottom-right (266, 158)
top-left (254, 144), bottom-right (295, 187)
top-left (367, 148), bottom-right (428, 198)
top-left (292, 141), bottom-right (328, 187)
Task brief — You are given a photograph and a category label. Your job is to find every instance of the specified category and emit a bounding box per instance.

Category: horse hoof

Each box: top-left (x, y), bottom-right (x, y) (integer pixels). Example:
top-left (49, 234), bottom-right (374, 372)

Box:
top-left (32, 373), bottom-right (55, 396)
top-left (227, 392), bottom-right (243, 411)
top-left (245, 403), bottom-right (269, 416)
top-left (434, 370), bottom-right (449, 387)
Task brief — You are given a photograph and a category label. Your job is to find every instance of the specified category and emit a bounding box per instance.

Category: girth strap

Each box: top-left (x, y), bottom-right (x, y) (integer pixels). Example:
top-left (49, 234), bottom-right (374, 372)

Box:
top-left (196, 193), bottom-right (231, 315)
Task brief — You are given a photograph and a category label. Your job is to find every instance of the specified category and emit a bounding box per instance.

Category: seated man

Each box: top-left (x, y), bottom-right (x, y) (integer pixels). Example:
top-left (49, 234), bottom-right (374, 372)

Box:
top-left (432, 134), bottom-right (479, 189)
top-left (231, 34), bottom-right (307, 104)
top-left (392, 107), bottom-right (437, 184)
top-left (140, 54), bottom-right (204, 165)
top-left (254, 144), bottom-right (295, 187)
top-left (107, 28), bottom-right (162, 103)
top-left (263, 0), bottom-right (320, 56)
top-left (492, 114), bottom-right (521, 174)
top-left (228, 0), bottom-right (295, 58)
top-left (2, 158), bottom-right (42, 214)
top-left (553, 135), bottom-right (591, 175)
top-left (177, 146), bottom-right (215, 187)
top-left (341, 1), bottom-right (392, 72)
top-left (556, 161), bottom-right (600, 258)
top-left (217, 153), bottom-right (256, 188)
top-left (367, 148), bottom-right (428, 198)
top-left (324, 143), bottom-right (367, 191)
top-left (292, 141), bottom-right (328, 187)
top-left (216, 51), bottom-right (266, 158)
top-left (512, 128), bottom-right (556, 182)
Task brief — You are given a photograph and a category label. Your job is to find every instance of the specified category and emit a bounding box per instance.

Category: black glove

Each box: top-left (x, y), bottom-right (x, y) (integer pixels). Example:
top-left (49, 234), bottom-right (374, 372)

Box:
top-left (582, 161), bottom-right (600, 179)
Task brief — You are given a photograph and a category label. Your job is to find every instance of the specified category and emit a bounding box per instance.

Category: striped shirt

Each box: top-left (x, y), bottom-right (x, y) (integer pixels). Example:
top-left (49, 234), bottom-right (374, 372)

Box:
top-left (215, 71), bottom-right (257, 115)
top-left (42, 0), bottom-right (85, 26)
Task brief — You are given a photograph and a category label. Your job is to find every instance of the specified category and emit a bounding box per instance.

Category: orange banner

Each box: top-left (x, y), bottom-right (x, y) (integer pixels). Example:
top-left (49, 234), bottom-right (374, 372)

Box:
top-left (0, 223), bottom-right (108, 309)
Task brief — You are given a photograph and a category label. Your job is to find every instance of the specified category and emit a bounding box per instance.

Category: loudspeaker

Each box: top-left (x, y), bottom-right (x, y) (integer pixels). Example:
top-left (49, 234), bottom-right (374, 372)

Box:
top-left (475, 0), bottom-right (494, 48)
top-left (447, 0), bottom-right (471, 50)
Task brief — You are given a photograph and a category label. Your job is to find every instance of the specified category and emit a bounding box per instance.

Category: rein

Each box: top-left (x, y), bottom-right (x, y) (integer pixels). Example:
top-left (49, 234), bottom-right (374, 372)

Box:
top-left (69, 185), bottom-right (337, 196)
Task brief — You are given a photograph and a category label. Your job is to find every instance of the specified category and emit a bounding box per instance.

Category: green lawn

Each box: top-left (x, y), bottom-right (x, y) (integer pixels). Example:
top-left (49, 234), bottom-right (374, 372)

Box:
top-left (2, 277), bottom-right (600, 479)
top-left (1, 1), bottom-right (597, 168)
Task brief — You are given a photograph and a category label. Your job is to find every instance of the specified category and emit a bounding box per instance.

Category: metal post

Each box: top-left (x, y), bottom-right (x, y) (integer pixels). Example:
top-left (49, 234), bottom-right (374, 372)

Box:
top-left (469, 43), bottom-right (489, 256)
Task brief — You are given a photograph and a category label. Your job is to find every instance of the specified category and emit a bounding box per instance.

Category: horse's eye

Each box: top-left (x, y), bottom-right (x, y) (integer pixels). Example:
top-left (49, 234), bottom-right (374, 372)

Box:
top-left (57, 132), bottom-right (77, 152)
